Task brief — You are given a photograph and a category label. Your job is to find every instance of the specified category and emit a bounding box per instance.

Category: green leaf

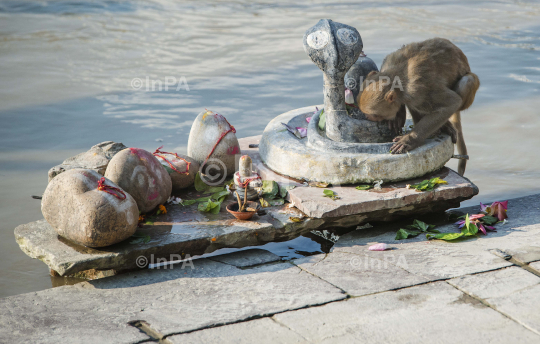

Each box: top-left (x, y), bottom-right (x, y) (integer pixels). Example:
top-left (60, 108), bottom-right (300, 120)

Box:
top-left (462, 222), bottom-right (479, 236)
top-left (409, 177), bottom-right (448, 192)
top-left (322, 189), bottom-right (340, 201)
top-left (144, 221), bottom-right (154, 225)
top-left (211, 190), bottom-right (230, 203)
top-left (355, 185), bottom-right (372, 190)
top-left (279, 185), bottom-right (295, 198)
top-left (426, 232), bottom-right (464, 241)
top-left (206, 186), bottom-right (225, 194)
top-left (181, 199), bottom-right (198, 206)
top-left (262, 180), bottom-right (279, 199)
top-left (163, 164), bottom-right (174, 174)
top-left (413, 219), bottom-right (429, 232)
top-left (480, 215), bottom-right (498, 225)
top-left (198, 199), bottom-right (221, 214)
top-left (130, 234), bottom-right (151, 244)
top-left (426, 228), bottom-right (441, 233)
top-left (194, 172), bottom-right (209, 192)
top-left (318, 109), bottom-right (326, 130)
top-left (465, 213), bottom-right (470, 228)
top-left (395, 228), bottom-right (421, 240)
top-left (268, 198), bottom-right (285, 206)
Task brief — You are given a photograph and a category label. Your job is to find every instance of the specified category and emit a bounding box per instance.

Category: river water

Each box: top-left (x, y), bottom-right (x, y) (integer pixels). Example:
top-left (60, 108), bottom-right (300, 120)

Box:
top-left (1, 0), bottom-right (540, 298)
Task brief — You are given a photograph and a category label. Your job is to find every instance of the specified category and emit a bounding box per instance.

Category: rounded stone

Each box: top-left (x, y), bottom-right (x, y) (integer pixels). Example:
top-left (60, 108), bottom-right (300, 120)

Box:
top-left (104, 148), bottom-right (172, 213)
top-left (345, 55), bottom-right (379, 103)
top-left (157, 154), bottom-right (200, 193)
top-left (239, 155), bottom-right (252, 177)
top-left (259, 105), bottom-right (454, 184)
top-left (187, 109), bottom-right (240, 179)
top-left (41, 169), bottom-right (139, 248)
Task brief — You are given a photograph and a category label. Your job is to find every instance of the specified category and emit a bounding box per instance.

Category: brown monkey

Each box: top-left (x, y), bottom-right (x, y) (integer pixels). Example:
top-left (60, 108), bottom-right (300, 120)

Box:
top-left (358, 38), bottom-right (479, 175)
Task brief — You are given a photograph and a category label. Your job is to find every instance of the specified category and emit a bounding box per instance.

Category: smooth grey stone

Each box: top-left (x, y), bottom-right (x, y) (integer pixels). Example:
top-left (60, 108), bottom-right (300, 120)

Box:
top-left (345, 55), bottom-right (379, 104)
top-left (48, 141), bottom-right (127, 182)
top-left (187, 109), bottom-right (240, 179)
top-left (105, 148), bottom-right (172, 213)
top-left (41, 169), bottom-right (139, 248)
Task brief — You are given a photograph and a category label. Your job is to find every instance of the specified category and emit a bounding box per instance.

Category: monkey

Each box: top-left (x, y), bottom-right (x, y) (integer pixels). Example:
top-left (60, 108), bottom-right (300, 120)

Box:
top-left (357, 38), bottom-right (479, 175)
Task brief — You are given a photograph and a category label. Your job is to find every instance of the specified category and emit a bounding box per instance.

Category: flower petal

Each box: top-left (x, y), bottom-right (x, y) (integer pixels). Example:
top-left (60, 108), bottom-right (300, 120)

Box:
top-left (368, 243), bottom-right (388, 251)
top-left (296, 127), bottom-right (307, 138)
top-left (477, 222), bottom-right (487, 235)
top-left (306, 117), bottom-right (312, 123)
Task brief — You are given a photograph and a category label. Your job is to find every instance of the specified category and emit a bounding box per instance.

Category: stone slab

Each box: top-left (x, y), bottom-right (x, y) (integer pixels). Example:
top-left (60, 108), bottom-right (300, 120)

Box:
top-left (273, 281), bottom-right (540, 343)
top-left (293, 252), bottom-right (429, 296)
top-left (13, 192), bottom-right (314, 276)
top-left (240, 135), bottom-right (478, 218)
top-left (0, 258), bottom-right (346, 342)
top-left (168, 317), bottom-right (306, 344)
top-left (529, 261), bottom-right (540, 273)
top-left (449, 267), bottom-right (540, 335)
top-left (209, 248), bottom-right (282, 268)
top-left (332, 194), bottom-right (540, 280)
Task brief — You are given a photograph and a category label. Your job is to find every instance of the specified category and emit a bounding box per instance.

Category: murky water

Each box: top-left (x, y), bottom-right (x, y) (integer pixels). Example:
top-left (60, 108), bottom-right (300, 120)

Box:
top-left (1, 0), bottom-right (540, 298)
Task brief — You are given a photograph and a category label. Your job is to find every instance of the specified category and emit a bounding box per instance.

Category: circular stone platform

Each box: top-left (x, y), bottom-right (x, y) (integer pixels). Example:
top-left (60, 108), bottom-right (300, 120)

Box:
top-left (259, 105), bottom-right (454, 184)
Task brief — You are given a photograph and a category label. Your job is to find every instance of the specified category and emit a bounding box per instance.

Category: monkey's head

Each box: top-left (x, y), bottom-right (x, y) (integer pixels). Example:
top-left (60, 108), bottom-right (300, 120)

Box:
top-left (358, 71), bottom-right (401, 122)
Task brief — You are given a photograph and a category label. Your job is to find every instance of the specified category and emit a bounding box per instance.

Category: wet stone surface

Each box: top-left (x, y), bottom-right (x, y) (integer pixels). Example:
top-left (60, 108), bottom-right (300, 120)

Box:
top-left (16, 135), bottom-right (477, 277)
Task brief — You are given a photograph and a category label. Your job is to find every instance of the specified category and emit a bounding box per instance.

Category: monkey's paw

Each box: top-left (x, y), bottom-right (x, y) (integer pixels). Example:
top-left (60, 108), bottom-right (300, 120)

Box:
top-left (390, 134), bottom-right (421, 154)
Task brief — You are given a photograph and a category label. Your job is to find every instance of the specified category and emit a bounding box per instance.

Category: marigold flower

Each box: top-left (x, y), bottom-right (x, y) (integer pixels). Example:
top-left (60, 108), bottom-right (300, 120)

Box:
top-left (159, 204), bottom-right (167, 214)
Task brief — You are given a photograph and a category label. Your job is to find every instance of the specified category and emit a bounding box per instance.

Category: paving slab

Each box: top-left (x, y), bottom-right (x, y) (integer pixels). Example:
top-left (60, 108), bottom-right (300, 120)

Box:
top-left (333, 194), bottom-right (540, 280)
top-left (168, 317), bottom-right (306, 344)
top-left (209, 248), bottom-right (282, 268)
top-left (449, 267), bottom-right (540, 335)
top-left (0, 258), bottom-right (345, 342)
top-left (529, 261), bottom-right (540, 273)
top-left (273, 281), bottom-right (540, 343)
top-left (292, 252), bottom-right (429, 296)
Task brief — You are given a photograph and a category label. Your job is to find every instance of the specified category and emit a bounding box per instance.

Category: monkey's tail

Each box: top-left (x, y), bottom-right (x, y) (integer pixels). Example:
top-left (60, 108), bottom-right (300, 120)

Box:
top-left (449, 111), bottom-right (467, 176)
top-left (455, 72), bottom-right (480, 111)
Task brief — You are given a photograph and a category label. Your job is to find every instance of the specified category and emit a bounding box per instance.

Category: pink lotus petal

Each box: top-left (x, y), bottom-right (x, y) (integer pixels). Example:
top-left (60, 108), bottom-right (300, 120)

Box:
top-left (469, 214), bottom-right (485, 220)
top-left (477, 222), bottom-right (487, 235)
top-left (368, 243), bottom-right (388, 251)
top-left (296, 127), bottom-right (307, 138)
top-left (479, 202), bottom-right (488, 213)
top-left (306, 117), bottom-right (312, 123)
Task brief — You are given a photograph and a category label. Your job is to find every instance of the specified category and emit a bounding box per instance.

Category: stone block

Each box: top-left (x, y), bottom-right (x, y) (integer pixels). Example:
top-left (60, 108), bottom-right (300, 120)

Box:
top-left (168, 318), bottom-right (306, 344)
top-left (293, 252), bottom-right (429, 296)
top-left (273, 282), bottom-right (540, 343)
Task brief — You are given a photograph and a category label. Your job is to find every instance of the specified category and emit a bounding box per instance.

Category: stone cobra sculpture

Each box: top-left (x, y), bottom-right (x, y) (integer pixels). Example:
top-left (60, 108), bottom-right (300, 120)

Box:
top-left (303, 19), bottom-right (364, 142)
